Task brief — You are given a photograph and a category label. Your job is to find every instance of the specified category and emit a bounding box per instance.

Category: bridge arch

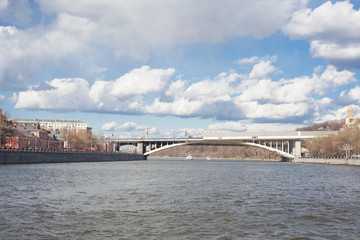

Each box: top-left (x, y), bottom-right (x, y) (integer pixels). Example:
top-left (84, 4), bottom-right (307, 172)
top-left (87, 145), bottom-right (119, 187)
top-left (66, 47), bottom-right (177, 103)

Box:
top-left (144, 141), bottom-right (294, 160)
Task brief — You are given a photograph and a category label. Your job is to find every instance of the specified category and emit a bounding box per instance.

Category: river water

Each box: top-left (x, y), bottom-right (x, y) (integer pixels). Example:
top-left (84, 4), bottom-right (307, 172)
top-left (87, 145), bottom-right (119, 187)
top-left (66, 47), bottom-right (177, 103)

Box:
top-left (1, 158), bottom-right (359, 239)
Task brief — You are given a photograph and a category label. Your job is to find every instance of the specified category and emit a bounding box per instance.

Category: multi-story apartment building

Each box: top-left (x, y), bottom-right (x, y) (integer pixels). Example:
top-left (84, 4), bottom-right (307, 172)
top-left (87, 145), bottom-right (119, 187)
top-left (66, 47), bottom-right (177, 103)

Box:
top-left (11, 119), bottom-right (89, 133)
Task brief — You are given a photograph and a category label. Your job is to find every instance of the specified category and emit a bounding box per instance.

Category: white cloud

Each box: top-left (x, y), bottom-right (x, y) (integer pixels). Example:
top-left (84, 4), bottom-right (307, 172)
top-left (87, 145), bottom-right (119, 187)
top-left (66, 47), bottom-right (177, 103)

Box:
top-left (236, 56), bottom-right (260, 65)
top-left (15, 66), bottom-right (175, 113)
top-left (183, 72), bottom-right (239, 101)
top-left (101, 122), bottom-right (118, 131)
top-left (101, 121), bottom-right (149, 131)
top-left (208, 121), bottom-right (247, 132)
top-left (283, 1), bottom-right (360, 68)
top-left (249, 60), bottom-right (278, 79)
top-left (0, 0), bottom-right (32, 25)
top-left (0, 94), bottom-right (4, 104)
top-left (35, 0), bottom-right (305, 60)
top-left (239, 101), bottom-right (309, 119)
top-left (245, 123), bottom-right (304, 132)
top-left (14, 59), bottom-right (358, 125)
top-left (313, 65), bottom-right (355, 95)
top-left (15, 78), bottom-right (93, 110)
top-left (0, 1), bottom-right (306, 90)
top-left (0, 25), bottom-right (84, 91)
top-left (110, 66), bottom-right (175, 98)
top-left (237, 65), bottom-right (355, 104)
top-left (338, 86), bottom-right (360, 104)
top-left (317, 104), bottom-right (360, 123)
top-left (101, 120), bottom-right (203, 139)
top-left (0, 0), bottom-right (8, 9)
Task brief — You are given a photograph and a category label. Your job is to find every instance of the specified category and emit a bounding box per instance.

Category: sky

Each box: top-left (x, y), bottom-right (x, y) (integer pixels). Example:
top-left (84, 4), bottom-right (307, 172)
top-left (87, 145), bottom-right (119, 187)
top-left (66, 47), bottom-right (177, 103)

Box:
top-left (1, 0), bottom-right (360, 138)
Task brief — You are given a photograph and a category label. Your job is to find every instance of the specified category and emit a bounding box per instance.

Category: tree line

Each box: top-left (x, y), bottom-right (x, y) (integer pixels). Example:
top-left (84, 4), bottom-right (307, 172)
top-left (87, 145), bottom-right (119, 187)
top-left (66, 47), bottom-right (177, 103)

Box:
top-left (61, 128), bottom-right (108, 151)
top-left (305, 125), bottom-right (360, 158)
top-left (152, 145), bottom-right (281, 160)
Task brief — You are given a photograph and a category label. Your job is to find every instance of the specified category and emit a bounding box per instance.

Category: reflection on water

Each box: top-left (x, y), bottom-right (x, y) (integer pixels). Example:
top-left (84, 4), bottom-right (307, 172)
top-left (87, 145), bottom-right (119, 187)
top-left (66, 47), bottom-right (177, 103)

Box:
top-left (1, 159), bottom-right (359, 239)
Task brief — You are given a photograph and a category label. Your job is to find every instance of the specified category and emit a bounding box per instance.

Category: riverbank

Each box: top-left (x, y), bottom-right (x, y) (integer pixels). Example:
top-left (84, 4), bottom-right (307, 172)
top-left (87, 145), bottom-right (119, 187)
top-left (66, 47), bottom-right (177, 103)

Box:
top-left (292, 157), bottom-right (360, 166)
top-left (0, 150), bottom-right (146, 164)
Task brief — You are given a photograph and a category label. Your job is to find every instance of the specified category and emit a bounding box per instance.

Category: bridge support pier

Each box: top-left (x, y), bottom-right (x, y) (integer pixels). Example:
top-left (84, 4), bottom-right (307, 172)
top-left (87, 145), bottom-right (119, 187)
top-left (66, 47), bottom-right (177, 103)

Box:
top-left (137, 142), bottom-right (145, 154)
top-left (290, 140), bottom-right (302, 158)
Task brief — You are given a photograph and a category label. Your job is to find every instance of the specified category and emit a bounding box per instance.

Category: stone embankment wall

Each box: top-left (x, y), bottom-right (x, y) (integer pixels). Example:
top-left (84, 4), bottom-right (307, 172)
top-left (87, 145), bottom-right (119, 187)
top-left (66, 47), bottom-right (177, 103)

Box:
top-left (0, 150), bottom-right (146, 164)
top-left (293, 157), bottom-right (360, 166)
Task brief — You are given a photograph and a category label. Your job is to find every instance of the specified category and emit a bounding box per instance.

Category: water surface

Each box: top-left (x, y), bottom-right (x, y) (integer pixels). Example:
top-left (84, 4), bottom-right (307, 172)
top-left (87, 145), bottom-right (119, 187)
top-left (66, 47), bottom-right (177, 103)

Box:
top-left (1, 159), bottom-right (359, 239)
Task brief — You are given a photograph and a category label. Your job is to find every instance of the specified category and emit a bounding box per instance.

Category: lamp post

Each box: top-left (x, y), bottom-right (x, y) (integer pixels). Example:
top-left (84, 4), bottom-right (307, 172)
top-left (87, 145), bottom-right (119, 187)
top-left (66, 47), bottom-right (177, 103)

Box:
top-left (90, 134), bottom-right (93, 151)
top-left (343, 144), bottom-right (352, 159)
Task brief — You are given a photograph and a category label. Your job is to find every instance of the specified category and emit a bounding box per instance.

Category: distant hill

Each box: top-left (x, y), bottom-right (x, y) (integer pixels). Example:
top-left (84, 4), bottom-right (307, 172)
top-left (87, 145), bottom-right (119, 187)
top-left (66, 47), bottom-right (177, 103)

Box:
top-left (151, 145), bottom-right (281, 160)
top-left (296, 119), bottom-right (345, 131)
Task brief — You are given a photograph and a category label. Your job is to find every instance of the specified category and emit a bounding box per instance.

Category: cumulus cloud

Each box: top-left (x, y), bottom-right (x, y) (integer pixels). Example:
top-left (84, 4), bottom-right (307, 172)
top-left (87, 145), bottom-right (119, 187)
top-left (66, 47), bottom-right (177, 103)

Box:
top-left (0, 1), bottom-right (307, 91)
top-left (236, 56), bottom-right (260, 65)
top-left (101, 121), bottom-right (149, 131)
top-left (208, 121), bottom-right (247, 132)
top-left (15, 66), bottom-right (175, 113)
top-left (110, 66), bottom-right (175, 98)
top-left (237, 64), bottom-right (355, 104)
top-left (249, 60), bottom-right (278, 80)
top-left (0, 94), bottom-right (4, 104)
top-left (0, 25), bottom-right (84, 91)
top-left (338, 86), bottom-right (360, 105)
top-left (15, 78), bottom-right (93, 110)
top-left (317, 104), bottom-right (360, 123)
top-left (15, 58), bottom-right (357, 124)
top-left (35, 0), bottom-right (305, 59)
top-left (0, 0), bottom-right (32, 25)
top-left (283, 1), bottom-right (360, 68)
top-left (101, 120), bottom-right (203, 139)
top-left (245, 123), bottom-right (305, 132)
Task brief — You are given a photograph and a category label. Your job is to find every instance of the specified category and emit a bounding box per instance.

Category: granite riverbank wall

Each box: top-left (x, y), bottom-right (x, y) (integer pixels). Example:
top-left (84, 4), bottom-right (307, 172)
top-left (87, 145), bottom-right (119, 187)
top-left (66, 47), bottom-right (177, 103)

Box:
top-left (0, 150), bottom-right (146, 164)
top-left (292, 157), bottom-right (360, 166)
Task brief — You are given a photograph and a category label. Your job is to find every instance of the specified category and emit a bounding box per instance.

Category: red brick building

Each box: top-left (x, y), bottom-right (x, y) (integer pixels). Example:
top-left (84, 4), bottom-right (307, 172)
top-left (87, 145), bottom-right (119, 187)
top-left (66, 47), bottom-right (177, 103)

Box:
top-left (4, 126), bottom-right (63, 150)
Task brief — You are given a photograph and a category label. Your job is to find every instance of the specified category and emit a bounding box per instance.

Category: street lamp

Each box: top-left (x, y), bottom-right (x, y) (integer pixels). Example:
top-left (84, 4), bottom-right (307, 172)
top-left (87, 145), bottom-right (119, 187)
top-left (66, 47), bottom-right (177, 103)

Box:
top-left (343, 144), bottom-right (352, 159)
top-left (90, 134), bottom-right (93, 151)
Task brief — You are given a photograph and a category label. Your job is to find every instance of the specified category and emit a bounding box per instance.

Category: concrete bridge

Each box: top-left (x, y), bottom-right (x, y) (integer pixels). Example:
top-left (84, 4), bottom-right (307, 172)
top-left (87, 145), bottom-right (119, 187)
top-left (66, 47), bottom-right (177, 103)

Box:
top-left (110, 131), bottom-right (338, 160)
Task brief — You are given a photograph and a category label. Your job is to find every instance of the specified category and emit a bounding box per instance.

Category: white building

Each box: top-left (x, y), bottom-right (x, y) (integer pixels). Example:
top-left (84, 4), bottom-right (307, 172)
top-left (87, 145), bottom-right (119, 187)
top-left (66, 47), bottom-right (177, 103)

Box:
top-left (12, 119), bottom-right (89, 133)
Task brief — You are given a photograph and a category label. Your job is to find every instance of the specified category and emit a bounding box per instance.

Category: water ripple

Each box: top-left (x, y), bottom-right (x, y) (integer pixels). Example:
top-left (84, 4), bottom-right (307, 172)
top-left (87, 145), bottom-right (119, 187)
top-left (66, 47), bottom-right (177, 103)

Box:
top-left (1, 160), bottom-right (359, 239)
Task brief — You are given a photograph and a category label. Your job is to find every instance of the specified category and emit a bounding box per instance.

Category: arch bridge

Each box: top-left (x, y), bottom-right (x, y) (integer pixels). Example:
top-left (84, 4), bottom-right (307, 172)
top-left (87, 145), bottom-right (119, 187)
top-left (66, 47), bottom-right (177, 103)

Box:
top-left (110, 131), bottom-right (338, 161)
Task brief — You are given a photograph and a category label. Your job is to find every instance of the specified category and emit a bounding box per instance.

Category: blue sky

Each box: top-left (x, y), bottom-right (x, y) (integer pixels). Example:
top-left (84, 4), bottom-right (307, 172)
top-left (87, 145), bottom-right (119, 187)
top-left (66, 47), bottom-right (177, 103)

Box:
top-left (1, 0), bottom-right (360, 138)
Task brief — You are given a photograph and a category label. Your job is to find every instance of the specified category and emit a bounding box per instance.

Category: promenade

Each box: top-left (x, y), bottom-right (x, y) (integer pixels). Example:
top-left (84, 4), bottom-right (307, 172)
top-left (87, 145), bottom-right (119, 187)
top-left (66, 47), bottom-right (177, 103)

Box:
top-left (293, 157), bottom-right (360, 166)
top-left (0, 149), bottom-right (146, 164)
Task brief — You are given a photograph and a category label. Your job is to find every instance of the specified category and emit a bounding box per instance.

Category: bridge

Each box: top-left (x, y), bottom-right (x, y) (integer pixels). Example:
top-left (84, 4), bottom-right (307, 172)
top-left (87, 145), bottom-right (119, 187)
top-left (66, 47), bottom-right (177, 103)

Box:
top-left (109, 131), bottom-right (338, 160)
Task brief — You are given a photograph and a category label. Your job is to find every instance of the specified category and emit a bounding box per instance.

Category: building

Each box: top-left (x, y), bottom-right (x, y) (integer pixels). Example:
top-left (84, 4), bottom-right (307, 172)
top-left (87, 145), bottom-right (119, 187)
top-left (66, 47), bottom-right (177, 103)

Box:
top-left (4, 124), bottom-right (63, 150)
top-left (344, 105), bottom-right (359, 129)
top-left (11, 119), bottom-right (89, 133)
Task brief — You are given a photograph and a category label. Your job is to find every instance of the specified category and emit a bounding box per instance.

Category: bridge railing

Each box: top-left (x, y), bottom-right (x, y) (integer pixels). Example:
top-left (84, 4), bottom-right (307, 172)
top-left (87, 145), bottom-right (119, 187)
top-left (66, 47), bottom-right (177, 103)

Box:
top-left (110, 137), bottom-right (203, 141)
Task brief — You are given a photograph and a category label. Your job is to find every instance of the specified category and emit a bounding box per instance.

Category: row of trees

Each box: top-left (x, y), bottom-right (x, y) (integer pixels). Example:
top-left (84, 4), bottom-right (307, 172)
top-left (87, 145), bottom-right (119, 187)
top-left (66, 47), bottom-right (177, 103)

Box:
top-left (296, 119), bottom-right (344, 131)
top-left (305, 126), bottom-right (360, 158)
top-left (61, 129), bottom-right (108, 151)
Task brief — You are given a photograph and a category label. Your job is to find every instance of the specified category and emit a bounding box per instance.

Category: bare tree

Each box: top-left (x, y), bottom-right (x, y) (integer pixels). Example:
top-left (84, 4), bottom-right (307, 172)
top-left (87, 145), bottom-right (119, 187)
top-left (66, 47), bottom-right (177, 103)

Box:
top-left (305, 123), bottom-right (360, 157)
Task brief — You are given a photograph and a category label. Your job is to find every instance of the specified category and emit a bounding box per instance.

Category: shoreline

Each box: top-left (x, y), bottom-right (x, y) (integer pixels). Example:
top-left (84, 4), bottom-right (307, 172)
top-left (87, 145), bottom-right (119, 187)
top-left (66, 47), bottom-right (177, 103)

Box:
top-left (149, 156), bottom-right (360, 166)
top-left (292, 157), bottom-right (360, 166)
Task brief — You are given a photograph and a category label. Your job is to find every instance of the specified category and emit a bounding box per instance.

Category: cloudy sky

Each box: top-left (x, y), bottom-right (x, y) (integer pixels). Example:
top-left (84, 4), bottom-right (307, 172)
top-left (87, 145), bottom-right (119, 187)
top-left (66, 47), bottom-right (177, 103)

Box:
top-left (1, 0), bottom-right (360, 138)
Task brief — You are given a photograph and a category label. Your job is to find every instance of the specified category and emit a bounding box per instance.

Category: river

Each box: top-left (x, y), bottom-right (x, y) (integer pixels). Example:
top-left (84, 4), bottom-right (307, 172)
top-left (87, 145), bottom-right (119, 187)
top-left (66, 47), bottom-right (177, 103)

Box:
top-left (1, 158), bottom-right (359, 239)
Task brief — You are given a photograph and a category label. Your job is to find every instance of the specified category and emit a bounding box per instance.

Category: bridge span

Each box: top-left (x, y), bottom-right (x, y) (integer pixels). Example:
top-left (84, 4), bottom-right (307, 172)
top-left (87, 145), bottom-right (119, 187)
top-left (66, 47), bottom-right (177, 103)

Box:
top-left (109, 131), bottom-right (338, 160)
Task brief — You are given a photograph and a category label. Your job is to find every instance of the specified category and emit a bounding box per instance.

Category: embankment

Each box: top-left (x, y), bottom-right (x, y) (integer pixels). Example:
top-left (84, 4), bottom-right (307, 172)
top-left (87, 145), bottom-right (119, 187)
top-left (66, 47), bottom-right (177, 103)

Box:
top-left (0, 150), bottom-right (146, 164)
top-left (293, 157), bottom-right (360, 166)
